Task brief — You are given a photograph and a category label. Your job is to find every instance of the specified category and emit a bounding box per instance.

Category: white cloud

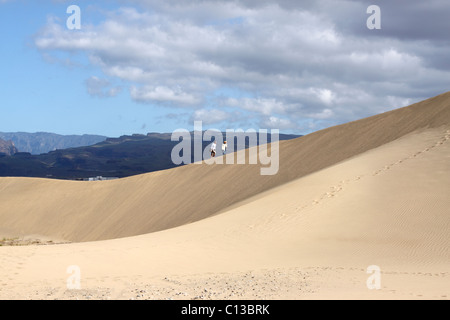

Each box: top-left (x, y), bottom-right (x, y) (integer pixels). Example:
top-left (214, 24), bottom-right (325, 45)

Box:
top-left (85, 76), bottom-right (122, 98)
top-left (224, 97), bottom-right (291, 116)
top-left (33, 0), bottom-right (450, 132)
top-left (190, 108), bottom-right (232, 125)
top-left (260, 116), bottom-right (296, 130)
top-left (130, 86), bottom-right (201, 106)
top-left (309, 108), bottom-right (334, 120)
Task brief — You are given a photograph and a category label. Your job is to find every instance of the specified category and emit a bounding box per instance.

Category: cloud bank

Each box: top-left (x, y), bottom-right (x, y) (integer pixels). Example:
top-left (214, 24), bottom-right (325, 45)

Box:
top-left (33, 0), bottom-right (450, 131)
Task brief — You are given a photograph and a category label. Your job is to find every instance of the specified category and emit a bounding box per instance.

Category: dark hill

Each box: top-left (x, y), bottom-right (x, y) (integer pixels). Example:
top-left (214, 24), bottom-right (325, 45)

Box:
top-left (0, 132), bottom-right (300, 180)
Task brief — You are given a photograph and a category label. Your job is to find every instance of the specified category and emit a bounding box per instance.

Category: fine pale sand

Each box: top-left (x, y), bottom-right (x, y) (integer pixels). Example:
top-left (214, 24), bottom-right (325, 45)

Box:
top-left (0, 93), bottom-right (449, 300)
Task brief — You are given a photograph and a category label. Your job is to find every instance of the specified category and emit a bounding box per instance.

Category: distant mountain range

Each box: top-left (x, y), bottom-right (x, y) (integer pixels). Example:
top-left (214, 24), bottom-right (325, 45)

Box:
top-left (0, 132), bottom-right (107, 155)
top-left (0, 132), bottom-right (301, 180)
top-left (0, 138), bottom-right (18, 156)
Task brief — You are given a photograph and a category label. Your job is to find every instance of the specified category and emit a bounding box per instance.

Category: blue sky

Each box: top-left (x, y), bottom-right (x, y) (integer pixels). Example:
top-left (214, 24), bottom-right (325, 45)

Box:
top-left (1, 0), bottom-right (172, 136)
top-left (1, 0), bottom-right (450, 137)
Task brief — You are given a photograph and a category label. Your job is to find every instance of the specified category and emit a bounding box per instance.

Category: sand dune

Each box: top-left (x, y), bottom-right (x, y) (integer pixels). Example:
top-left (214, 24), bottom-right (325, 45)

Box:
top-left (0, 92), bottom-right (449, 300)
top-left (1, 92), bottom-right (450, 242)
top-left (0, 126), bottom-right (448, 300)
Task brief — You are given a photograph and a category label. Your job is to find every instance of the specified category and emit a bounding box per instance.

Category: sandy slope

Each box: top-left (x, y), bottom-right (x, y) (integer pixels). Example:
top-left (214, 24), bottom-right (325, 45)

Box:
top-left (0, 93), bottom-right (449, 300)
top-left (0, 126), bottom-right (448, 300)
top-left (1, 93), bottom-right (450, 242)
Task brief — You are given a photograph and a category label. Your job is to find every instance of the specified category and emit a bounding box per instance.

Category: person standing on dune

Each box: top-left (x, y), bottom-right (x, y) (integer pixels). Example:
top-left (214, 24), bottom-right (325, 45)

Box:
top-left (222, 141), bottom-right (228, 155)
top-left (211, 140), bottom-right (217, 158)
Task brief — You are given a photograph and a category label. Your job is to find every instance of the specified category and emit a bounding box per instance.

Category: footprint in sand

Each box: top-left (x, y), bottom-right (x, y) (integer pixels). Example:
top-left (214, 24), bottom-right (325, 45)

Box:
top-left (373, 170), bottom-right (382, 176)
